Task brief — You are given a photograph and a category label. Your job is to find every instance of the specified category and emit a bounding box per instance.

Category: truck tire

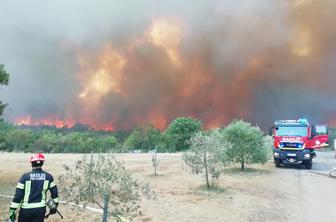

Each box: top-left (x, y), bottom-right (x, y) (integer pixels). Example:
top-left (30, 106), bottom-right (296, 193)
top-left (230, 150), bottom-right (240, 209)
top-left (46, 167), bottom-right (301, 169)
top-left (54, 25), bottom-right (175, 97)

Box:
top-left (305, 160), bottom-right (312, 169)
top-left (275, 159), bottom-right (281, 168)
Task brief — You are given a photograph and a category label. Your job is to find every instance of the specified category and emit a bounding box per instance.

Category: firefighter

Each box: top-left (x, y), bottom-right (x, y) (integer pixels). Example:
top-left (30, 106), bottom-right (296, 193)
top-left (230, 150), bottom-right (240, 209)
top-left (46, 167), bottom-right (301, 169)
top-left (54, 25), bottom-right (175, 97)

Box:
top-left (8, 153), bottom-right (59, 222)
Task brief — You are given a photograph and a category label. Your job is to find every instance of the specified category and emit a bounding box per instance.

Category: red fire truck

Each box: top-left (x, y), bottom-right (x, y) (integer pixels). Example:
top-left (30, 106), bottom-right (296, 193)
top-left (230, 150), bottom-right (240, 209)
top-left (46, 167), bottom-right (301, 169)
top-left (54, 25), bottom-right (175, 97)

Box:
top-left (269, 119), bottom-right (328, 169)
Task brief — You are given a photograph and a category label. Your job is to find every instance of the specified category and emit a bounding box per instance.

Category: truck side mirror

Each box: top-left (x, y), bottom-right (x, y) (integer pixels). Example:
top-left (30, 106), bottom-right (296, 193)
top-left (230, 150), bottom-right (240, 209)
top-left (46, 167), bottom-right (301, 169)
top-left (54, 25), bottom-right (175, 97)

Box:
top-left (269, 127), bottom-right (273, 136)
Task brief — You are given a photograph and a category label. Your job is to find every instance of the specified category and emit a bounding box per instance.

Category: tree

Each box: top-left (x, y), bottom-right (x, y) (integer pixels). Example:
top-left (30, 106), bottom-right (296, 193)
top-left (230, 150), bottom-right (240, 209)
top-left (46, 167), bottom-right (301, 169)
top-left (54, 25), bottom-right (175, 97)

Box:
top-left (183, 129), bottom-right (229, 188)
top-left (0, 64), bottom-right (10, 116)
top-left (164, 117), bottom-right (202, 151)
top-left (58, 132), bottom-right (85, 153)
top-left (59, 153), bottom-right (141, 222)
top-left (69, 123), bottom-right (94, 132)
top-left (100, 135), bottom-right (118, 152)
top-left (33, 132), bottom-right (58, 153)
top-left (222, 120), bottom-right (269, 171)
top-left (6, 129), bottom-right (35, 151)
top-left (0, 120), bottom-right (15, 150)
top-left (123, 123), bottom-right (162, 152)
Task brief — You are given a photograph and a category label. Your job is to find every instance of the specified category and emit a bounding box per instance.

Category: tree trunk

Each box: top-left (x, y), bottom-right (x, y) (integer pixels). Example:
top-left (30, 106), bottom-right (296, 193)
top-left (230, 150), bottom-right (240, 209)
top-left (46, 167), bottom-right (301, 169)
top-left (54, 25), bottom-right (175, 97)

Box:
top-left (153, 150), bottom-right (158, 176)
top-left (241, 161), bottom-right (245, 171)
top-left (204, 151), bottom-right (210, 188)
top-left (89, 152), bottom-right (94, 198)
top-left (102, 194), bottom-right (109, 222)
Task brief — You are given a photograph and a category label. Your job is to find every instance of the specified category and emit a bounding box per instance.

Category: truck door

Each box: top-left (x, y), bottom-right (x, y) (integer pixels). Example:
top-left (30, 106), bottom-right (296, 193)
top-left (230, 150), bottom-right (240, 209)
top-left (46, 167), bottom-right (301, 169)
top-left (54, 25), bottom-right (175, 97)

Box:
top-left (311, 125), bottom-right (329, 148)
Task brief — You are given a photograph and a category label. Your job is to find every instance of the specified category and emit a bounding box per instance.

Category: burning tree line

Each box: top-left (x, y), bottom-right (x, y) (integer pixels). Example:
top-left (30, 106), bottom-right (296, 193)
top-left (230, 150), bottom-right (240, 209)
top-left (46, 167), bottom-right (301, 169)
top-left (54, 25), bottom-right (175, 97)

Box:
top-left (0, 116), bottom-right (272, 154)
top-left (0, 117), bottom-right (201, 153)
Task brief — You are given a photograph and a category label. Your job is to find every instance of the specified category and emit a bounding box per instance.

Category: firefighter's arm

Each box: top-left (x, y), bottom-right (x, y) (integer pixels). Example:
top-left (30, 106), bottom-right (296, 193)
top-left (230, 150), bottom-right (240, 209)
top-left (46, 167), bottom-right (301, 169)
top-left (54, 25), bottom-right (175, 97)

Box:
top-left (10, 174), bottom-right (25, 210)
top-left (9, 174), bottom-right (26, 220)
top-left (49, 175), bottom-right (59, 204)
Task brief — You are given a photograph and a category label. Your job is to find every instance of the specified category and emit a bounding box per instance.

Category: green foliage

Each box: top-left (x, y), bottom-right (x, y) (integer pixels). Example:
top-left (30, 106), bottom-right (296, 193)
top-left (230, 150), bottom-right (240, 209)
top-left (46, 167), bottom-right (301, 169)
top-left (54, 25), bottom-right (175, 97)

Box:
top-left (59, 153), bottom-right (141, 221)
top-left (165, 117), bottom-right (202, 151)
top-left (0, 117), bottom-right (268, 159)
top-left (222, 120), bottom-right (269, 171)
top-left (33, 132), bottom-right (59, 153)
top-left (263, 135), bottom-right (274, 157)
top-left (183, 129), bottom-right (229, 188)
top-left (0, 120), bottom-right (16, 151)
top-left (111, 130), bottom-right (131, 143)
top-left (0, 64), bottom-right (9, 85)
top-left (123, 123), bottom-right (163, 152)
top-left (0, 116), bottom-right (203, 153)
top-left (0, 117), bottom-right (201, 153)
top-left (56, 132), bottom-right (118, 153)
top-left (6, 128), bottom-right (36, 152)
top-left (0, 121), bottom-right (119, 153)
top-left (0, 64), bottom-right (10, 116)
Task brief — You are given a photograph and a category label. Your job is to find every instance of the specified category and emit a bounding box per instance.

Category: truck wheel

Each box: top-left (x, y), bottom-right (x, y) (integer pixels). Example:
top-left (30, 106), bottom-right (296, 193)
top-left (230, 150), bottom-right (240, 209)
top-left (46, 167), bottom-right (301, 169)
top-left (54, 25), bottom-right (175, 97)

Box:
top-left (305, 160), bottom-right (312, 169)
top-left (275, 159), bottom-right (281, 168)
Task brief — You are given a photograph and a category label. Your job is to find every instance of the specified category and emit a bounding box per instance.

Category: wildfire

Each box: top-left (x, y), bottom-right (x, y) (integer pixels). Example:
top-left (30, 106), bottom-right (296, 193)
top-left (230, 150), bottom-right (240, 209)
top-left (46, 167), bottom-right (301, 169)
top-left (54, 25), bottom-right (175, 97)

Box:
top-left (149, 19), bottom-right (182, 66)
top-left (292, 27), bottom-right (311, 57)
top-left (14, 116), bottom-right (119, 131)
top-left (294, 0), bottom-right (311, 7)
top-left (78, 46), bottom-right (126, 100)
top-left (147, 111), bottom-right (168, 130)
top-left (15, 116), bottom-right (75, 128)
top-left (8, 1), bottom-right (336, 131)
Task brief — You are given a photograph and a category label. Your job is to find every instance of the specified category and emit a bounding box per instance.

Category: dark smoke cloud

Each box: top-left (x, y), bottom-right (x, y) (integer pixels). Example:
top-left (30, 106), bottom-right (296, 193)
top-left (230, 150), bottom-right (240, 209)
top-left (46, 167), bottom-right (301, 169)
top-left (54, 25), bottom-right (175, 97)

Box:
top-left (0, 0), bottom-right (336, 130)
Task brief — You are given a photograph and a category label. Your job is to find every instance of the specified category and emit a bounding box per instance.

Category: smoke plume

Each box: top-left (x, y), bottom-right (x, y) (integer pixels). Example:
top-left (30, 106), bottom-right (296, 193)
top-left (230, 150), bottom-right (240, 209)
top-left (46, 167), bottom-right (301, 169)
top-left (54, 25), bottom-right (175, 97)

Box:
top-left (1, 0), bottom-right (336, 130)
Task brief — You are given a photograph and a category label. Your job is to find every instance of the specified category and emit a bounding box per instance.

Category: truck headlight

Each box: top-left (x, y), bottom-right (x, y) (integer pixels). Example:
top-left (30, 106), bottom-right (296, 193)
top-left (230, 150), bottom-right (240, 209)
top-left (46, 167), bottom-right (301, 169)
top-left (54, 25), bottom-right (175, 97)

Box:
top-left (304, 154), bottom-right (310, 158)
top-left (315, 140), bottom-right (321, 145)
top-left (274, 152), bottom-right (280, 157)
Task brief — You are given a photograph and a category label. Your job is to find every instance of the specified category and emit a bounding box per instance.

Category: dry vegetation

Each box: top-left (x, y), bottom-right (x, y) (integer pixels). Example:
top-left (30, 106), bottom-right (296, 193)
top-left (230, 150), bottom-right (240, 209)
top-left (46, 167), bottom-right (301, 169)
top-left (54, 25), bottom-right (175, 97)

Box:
top-left (0, 153), bottom-right (301, 222)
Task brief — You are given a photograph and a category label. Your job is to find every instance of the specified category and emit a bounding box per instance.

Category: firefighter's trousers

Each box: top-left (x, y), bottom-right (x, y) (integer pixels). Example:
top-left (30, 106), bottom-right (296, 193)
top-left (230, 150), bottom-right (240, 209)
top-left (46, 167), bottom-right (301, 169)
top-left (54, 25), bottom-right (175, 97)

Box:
top-left (18, 207), bottom-right (46, 222)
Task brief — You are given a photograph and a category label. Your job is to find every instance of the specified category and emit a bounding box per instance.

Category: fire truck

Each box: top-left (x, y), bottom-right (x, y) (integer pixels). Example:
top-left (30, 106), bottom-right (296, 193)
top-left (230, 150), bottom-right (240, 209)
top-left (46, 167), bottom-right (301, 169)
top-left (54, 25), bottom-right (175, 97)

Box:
top-left (269, 119), bottom-right (328, 169)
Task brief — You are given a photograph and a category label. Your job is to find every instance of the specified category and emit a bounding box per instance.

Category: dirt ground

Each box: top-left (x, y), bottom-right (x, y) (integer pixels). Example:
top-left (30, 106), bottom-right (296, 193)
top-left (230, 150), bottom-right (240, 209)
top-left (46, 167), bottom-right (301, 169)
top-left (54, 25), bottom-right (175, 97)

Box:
top-left (1, 152), bottom-right (336, 222)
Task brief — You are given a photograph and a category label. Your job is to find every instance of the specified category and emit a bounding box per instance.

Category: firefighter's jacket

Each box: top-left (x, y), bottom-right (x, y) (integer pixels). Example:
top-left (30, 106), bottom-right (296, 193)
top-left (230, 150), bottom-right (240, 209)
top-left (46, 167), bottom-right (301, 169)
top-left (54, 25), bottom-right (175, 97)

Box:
top-left (10, 168), bottom-right (59, 210)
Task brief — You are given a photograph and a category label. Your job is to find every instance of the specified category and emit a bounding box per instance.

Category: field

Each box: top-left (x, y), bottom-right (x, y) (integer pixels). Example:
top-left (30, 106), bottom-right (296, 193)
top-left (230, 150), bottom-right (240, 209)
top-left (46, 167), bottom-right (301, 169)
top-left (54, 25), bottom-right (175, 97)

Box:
top-left (0, 152), bottom-right (328, 222)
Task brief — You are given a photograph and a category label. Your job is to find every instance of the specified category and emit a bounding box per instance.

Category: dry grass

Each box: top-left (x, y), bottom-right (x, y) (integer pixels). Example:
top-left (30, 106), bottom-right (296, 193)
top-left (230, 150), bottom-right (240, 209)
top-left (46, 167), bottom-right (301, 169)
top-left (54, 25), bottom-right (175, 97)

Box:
top-left (0, 153), bottom-right (301, 222)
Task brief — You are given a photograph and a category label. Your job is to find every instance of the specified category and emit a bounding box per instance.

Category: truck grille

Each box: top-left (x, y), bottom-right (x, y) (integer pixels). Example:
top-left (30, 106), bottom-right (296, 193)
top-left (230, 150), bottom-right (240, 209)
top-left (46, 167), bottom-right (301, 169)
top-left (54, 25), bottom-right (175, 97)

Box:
top-left (280, 142), bottom-right (303, 148)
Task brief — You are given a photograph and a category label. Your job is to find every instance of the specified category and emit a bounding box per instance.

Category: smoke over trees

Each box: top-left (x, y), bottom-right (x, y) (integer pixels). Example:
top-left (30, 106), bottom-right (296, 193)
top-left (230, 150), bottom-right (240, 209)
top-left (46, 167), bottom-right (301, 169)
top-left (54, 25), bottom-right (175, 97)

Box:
top-left (1, 0), bottom-right (336, 130)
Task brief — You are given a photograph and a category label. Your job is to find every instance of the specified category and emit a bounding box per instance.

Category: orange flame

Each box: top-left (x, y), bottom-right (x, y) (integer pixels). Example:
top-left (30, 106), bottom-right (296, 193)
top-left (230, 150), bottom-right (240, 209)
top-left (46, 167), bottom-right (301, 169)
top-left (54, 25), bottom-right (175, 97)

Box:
top-left (292, 27), bottom-right (312, 57)
top-left (78, 45), bottom-right (126, 101)
top-left (15, 116), bottom-right (76, 128)
top-left (149, 19), bottom-right (182, 66)
top-left (11, 1), bottom-right (336, 131)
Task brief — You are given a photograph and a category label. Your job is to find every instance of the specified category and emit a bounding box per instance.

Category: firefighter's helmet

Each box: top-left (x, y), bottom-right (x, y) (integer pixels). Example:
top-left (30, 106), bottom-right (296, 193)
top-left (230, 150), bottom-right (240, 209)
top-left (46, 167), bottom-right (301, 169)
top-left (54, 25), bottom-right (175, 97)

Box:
top-left (30, 153), bottom-right (45, 163)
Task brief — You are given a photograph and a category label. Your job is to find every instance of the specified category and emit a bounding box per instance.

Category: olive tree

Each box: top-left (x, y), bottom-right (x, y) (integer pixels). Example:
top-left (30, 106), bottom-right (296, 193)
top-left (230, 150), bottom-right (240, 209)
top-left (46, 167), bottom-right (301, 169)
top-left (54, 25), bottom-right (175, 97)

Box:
top-left (183, 129), bottom-right (229, 188)
top-left (222, 120), bottom-right (269, 171)
top-left (59, 153), bottom-right (141, 222)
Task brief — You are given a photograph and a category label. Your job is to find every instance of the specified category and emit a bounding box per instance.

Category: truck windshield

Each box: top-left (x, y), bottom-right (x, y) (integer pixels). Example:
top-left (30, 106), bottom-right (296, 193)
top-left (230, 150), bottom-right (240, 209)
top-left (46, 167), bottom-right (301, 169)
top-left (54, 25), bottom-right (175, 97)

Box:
top-left (275, 126), bottom-right (307, 137)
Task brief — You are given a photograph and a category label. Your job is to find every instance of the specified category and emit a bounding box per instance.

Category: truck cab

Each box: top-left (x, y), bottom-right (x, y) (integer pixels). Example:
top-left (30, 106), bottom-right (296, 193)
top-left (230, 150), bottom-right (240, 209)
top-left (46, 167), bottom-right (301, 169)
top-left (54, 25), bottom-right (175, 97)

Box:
top-left (270, 119), bottom-right (328, 169)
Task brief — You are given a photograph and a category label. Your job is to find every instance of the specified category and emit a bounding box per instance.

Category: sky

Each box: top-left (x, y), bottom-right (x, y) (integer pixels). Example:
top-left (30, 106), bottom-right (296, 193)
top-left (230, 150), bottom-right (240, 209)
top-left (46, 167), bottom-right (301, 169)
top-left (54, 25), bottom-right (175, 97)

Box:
top-left (1, 0), bottom-right (336, 130)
